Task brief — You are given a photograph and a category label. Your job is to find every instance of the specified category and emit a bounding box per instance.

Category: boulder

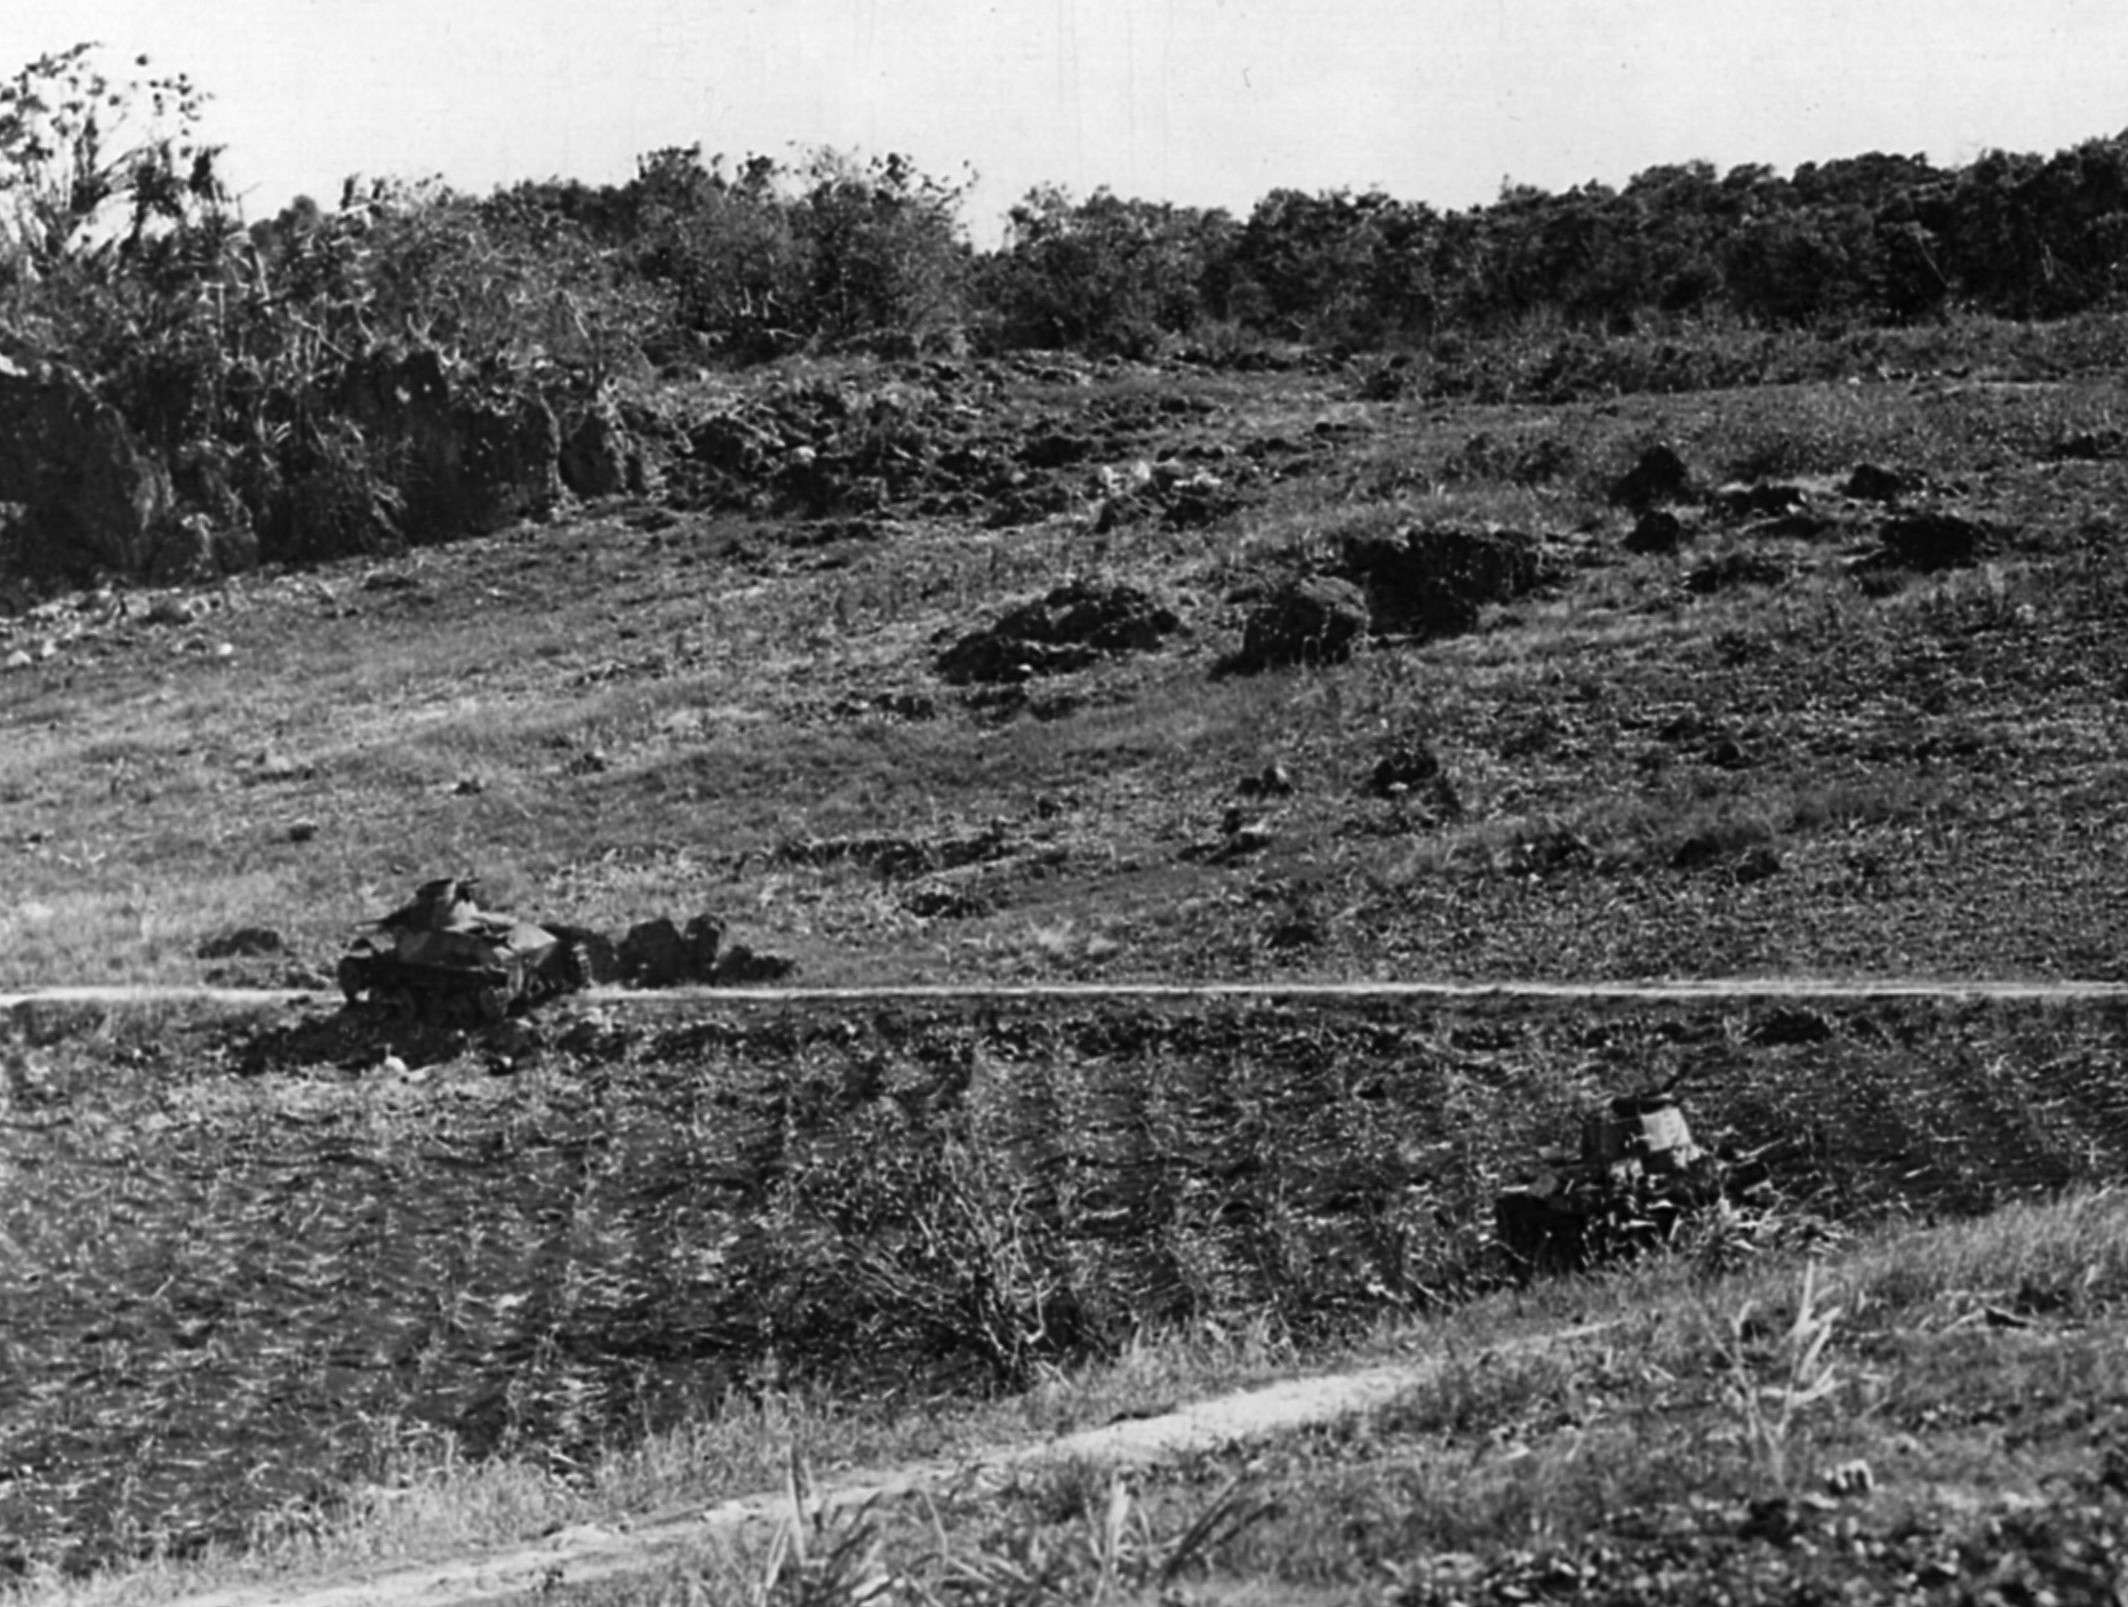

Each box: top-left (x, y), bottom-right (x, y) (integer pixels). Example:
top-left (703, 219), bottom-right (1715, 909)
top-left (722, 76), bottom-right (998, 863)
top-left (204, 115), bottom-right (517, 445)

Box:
top-left (618, 917), bottom-right (688, 986)
top-left (1624, 509), bottom-right (1686, 555)
top-left (559, 403), bottom-right (633, 497)
top-left (0, 360), bottom-right (188, 587)
top-left (1843, 463), bottom-right (1911, 503)
top-left (1876, 511), bottom-right (1990, 572)
top-left (1338, 525), bottom-right (1545, 640)
top-left (616, 914), bottom-right (722, 987)
top-left (1608, 444), bottom-right (1692, 512)
top-left (1222, 575), bottom-right (1369, 674)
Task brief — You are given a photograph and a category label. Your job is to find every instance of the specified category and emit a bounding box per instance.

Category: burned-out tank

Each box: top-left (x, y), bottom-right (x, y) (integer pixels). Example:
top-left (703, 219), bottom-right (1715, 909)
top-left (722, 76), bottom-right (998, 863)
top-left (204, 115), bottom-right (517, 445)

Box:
top-left (1494, 1089), bottom-right (1743, 1273)
top-left (338, 877), bottom-right (585, 1023)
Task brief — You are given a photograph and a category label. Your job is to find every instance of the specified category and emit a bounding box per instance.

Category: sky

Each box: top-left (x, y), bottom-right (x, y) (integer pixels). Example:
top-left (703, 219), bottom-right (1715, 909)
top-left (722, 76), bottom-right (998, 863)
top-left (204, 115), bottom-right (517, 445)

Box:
top-left (5, 1), bottom-right (2127, 244)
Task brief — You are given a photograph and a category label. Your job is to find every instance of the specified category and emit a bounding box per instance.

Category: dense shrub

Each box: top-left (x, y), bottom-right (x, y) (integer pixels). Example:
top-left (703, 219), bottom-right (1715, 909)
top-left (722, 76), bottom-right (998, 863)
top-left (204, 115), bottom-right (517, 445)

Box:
top-left (12, 39), bottom-right (2128, 589)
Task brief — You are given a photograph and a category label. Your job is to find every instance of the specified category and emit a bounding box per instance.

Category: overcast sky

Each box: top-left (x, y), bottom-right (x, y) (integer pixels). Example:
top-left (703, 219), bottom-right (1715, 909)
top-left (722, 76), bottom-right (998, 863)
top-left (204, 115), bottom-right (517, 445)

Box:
top-left (6, 1), bottom-right (2125, 241)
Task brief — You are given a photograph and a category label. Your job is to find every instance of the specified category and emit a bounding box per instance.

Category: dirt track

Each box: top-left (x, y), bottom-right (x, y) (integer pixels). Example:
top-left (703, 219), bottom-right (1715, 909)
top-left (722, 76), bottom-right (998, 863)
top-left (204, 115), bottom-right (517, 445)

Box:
top-left (9, 977), bottom-right (2128, 1015)
top-left (157, 1322), bottom-right (1620, 1607)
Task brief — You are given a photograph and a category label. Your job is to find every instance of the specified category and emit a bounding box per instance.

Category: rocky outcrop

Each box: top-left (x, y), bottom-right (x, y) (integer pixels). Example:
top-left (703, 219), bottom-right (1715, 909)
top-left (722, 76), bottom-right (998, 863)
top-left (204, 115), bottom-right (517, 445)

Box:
top-left (0, 359), bottom-right (200, 589)
top-left (338, 349), bottom-right (561, 543)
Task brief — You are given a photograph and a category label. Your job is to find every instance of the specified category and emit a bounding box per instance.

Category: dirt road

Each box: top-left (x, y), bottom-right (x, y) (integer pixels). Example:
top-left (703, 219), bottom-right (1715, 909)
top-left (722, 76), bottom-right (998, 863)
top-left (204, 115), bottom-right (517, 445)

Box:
top-left (8, 977), bottom-right (2128, 1015)
top-left (157, 1322), bottom-right (1620, 1607)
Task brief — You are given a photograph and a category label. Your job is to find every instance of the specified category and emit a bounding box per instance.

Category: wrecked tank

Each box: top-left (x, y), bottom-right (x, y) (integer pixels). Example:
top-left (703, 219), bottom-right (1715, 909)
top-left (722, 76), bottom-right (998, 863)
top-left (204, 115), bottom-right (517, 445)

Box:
top-left (1494, 1090), bottom-right (1741, 1273)
top-left (338, 877), bottom-right (585, 1023)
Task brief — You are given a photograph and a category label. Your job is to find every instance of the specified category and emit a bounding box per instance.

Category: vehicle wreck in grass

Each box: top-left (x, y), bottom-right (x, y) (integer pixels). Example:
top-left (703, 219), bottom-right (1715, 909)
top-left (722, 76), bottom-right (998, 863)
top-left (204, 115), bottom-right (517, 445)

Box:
top-left (337, 877), bottom-right (587, 1025)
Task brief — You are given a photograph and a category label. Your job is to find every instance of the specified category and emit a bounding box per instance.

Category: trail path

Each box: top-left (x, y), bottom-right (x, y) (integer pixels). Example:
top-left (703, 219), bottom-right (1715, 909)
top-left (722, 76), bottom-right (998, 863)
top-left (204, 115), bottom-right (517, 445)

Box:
top-left (159, 1322), bottom-right (1619, 1607)
top-left (8, 976), bottom-right (2128, 1014)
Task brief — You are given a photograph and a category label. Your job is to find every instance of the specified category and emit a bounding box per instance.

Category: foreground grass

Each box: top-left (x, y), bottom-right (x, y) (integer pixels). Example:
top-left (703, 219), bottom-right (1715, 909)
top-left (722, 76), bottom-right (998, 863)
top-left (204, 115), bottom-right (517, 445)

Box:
top-left (15, 1190), bottom-right (2128, 1604)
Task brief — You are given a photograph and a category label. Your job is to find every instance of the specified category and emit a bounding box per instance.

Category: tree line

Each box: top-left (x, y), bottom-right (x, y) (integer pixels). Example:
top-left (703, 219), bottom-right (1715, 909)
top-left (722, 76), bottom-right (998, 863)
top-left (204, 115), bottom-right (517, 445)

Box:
top-left (5, 43), bottom-right (2128, 573)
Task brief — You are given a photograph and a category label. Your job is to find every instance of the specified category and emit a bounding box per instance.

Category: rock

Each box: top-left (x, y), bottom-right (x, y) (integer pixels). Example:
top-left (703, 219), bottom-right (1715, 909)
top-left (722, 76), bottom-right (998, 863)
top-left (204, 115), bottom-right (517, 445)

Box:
top-left (902, 881), bottom-right (991, 919)
top-left (196, 926), bottom-right (285, 960)
top-left (287, 819), bottom-right (320, 843)
top-left (1369, 739), bottom-right (1463, 821)
top-left (1684, 552), bottom-right (1790, 593)
top-left (0, 359), bottom-right (204, 587)
top-left (559, 403), bottom-right (633, 497)
top-left (1158, 472), bottom-right (1241, 529)
top-left (681, 915), bottom-right (723, 978)
top-left (1733, 844), bottom-right (1783, 884)
top-left (618, 918), bottom-right (689, 987)
top-left (1876, 511), bottom-right (1991, 572)
top-left (1704, 735), bottom-right (1752, 770)
top-left (711, 943), bottom-right (796, 985)
top-left (1843, 463), bottom-right (1911, 503)
top-left (565, 749), bottom-right (610, 777)
top-left (936, 579), bottom-right (1182, 685)
top-left (1338, 525), bottom-right (1546, 639)
top-left (146, 594), bottom-right (206, 626)
top-left (1608, 444), bottom-right (1692, 511)
top-left (1222, 575), bottom-right (1369, 674)
top-left (1624, 509), bottom-right (1687, 554)
top-left (1021, 430), bottom-right (1094, 469)
top-left (613, 915), bottom-right (721, 986)
top-left (1238, 760), bottom-right (1294, 797)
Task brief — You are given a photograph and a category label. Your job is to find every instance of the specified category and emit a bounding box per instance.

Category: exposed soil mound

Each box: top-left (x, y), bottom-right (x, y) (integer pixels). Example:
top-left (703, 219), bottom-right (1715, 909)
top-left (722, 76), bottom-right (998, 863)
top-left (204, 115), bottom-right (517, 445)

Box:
top-left (936, 579), bottom-right (1182, 684)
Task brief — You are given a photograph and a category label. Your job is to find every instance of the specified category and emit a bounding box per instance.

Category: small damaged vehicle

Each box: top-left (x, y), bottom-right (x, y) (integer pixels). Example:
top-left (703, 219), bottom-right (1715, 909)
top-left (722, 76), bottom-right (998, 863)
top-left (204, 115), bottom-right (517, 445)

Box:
top-left (1494, 1088), bottom-right (1790, 1273)
top-left (338, 877), bottom-right (586, 1023)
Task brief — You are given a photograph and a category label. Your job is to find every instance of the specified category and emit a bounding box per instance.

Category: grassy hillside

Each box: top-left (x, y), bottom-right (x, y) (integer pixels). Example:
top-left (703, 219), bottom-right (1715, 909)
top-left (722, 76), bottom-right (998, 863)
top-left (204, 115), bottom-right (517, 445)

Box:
top-left (6, 327), bottom-right (2128, 987)
top-left (8, 313), bottom-right (2128, 1598)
